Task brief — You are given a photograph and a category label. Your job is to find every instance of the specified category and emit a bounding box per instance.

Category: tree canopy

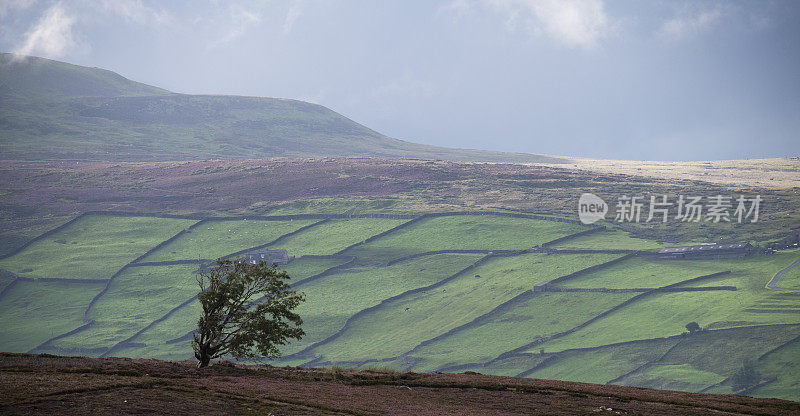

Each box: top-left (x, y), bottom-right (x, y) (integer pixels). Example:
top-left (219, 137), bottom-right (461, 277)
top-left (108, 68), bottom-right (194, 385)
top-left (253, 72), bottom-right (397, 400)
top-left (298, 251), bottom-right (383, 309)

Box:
top-left (193, 259), bottom-right (305, 368)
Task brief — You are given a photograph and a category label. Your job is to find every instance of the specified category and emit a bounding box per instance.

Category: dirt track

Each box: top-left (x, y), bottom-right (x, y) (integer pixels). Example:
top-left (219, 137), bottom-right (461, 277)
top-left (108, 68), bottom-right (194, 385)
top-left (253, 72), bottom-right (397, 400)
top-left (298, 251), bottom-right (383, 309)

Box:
top-left (767, 252), bottom-right (800, 290)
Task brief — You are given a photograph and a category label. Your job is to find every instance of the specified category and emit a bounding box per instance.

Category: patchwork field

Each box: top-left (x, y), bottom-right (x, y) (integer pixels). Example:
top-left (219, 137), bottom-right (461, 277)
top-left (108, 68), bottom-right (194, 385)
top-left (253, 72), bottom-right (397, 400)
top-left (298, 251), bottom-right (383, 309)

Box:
top-left (264, 217), bottom-right (408, 256)
top-left (0, 279), bottom-right (106, 352)
top-left (139, 218), bottom-right (318, 262)
top-left (404, 290), bottom-right (635, 372)
top-left (51, 264), bottom-right (201, 353)
top-left (343, 215), bottom-right (585, 264)
top-left (307, 253), bottom-right (621, 364)
top-left (0, 214), bottom-right (196, 280)
top-left (750, 336), bottom-right (800, 400)
top-left (548, 228), bottom-right (672, 250)
top-left (0, 211), bottom-right (798, 402)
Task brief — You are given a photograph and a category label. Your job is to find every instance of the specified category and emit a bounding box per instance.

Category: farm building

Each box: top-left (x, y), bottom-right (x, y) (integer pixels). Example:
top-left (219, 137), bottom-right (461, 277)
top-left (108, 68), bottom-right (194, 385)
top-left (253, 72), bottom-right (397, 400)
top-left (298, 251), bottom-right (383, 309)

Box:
top-left (657, 243), bottom-right (753, 260)
top-left (243, 249), bottom-right (291, 265)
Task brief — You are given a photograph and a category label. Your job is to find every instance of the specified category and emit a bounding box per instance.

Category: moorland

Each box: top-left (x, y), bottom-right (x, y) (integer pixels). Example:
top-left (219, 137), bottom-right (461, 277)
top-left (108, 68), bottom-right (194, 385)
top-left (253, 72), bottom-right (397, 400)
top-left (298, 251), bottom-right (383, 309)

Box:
top-left (4, 353), bottom-right (800, 415)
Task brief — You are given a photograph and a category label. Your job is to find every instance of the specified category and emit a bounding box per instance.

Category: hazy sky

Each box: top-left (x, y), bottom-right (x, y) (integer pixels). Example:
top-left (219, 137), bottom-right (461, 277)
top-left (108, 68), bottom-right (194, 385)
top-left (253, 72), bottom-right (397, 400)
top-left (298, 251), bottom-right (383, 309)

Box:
top-left (1, 0), bottom-right (798, 160)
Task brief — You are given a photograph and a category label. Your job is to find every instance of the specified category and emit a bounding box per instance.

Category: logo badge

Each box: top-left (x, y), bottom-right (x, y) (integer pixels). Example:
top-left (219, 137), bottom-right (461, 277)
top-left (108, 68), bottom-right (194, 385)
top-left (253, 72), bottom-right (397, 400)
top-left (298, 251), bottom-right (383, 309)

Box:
top-left (578, 193), bottom-right (607, 224)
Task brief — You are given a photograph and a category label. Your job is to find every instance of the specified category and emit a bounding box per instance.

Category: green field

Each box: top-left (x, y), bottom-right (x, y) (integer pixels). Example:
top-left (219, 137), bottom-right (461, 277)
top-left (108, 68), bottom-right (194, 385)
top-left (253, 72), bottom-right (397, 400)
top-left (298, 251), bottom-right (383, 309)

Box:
top-left (552, 256), bottom-right (725, 289)
top-left (111, 297), bottom-right (201, 361)
top-left (654, 325), bottom-right (800, 378)
top-left (774, 257), bottom-right (800, 290)
top-left (751, 338), bottom-right (800, 401)
top-left (111, 256), bottom-right (355, 360)
top-left (745, 291), bottom-right (800, 315)
top-left (549, 228), bottom-right (672, 251)
top-left (520, 324), bottom-right (800, 392)
top-left (266, 218), bottom-right (409, 256)
top-left (344, 215), bottom-right (585, 264)
top-left (443, 354), bottom-right (551, 377)
top-left (555, 252), bottom-right (799, 290)
top-left (51, 264), bottom-right (199, 352)
top-left (0, 214), bottom-right (196, 280)
top-left (525, 340), bottom-right (677, 384)
top-left (308, 252), bottom-right (619, 364)
top-left (0, 279), bottom-right (106, 352)
top-left (0, 272), bottom-right (14, 291)
top-left (643, 364), bottom-right (727, 391)
top-left (139, 218), bottom-right (318, 262)
top-left (527, 256), bottom-right (800, 355)
top-left (2, 212), bottom-right (799, 402)
top-left (281, 256), bottom-right (353, 282)
top-left (527, 291), bottom-right (746, 353)
top-left (405, 291), bottom-right (633, 372)
top-left (277, 252), bottom-right (484, 357)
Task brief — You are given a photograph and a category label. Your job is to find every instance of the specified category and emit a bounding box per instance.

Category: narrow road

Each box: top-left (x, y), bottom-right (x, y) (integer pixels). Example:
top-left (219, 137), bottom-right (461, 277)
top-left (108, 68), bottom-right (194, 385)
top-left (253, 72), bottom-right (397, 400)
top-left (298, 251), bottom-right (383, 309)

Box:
top-left (767, 253), bottom-right (800, 290)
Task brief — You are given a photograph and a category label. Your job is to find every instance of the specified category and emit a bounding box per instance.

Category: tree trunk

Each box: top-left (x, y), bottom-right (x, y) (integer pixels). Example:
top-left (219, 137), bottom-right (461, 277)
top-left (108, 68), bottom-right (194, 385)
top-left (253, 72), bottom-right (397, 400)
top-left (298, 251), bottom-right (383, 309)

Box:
top-left (196, 344), bottom-right (211, 368)
top-left (197, 355), bottom-right (211, 368)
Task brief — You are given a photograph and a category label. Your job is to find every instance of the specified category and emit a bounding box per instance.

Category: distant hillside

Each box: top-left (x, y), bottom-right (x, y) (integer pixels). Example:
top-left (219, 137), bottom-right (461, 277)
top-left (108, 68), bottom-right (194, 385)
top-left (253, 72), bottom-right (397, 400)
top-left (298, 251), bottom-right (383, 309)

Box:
top-left (0, 53), bottom-right (563, 163)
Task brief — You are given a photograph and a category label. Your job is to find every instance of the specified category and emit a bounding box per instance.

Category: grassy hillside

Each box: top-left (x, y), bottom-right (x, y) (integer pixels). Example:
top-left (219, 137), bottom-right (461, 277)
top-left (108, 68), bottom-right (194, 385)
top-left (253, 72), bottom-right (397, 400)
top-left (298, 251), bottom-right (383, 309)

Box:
top-left (1, 211), bottom-right (798, 401)
top-left (139, 218), bottom-right (319, 262)
top-left (51, 264), bottom-right (200, 351)
top-left (307, 252), bottom-right (621, 363)
top-left (264, 218), bottom-right (408, 256)
top-left (0, 53), bottom-right (169, 99)
top-left (0, 214), bottom-right (196, 280)
top-left (0, 53), bottom-right (563, 163)
top-left (343, 215), bottom-right (585, 264)
top-left (0, 279), bottom-right (106, 352)
top-left (399, 290), bottom-right (634, 372)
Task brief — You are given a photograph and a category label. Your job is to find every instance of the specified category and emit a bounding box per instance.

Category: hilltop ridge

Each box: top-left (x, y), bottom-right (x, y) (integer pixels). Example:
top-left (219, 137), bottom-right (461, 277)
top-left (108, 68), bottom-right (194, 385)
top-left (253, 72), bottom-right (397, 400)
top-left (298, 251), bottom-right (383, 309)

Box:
top-left (0, 52), bottom-right (563, 164)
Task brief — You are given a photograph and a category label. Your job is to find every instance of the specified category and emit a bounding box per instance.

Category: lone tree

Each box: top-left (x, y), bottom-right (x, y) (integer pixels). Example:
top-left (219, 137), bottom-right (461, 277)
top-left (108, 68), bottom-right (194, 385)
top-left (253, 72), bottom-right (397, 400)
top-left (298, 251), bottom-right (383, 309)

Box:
top-left (685, 322), bottom-right (701, 334)
top-left (193, 259), bottom-right (305, 368)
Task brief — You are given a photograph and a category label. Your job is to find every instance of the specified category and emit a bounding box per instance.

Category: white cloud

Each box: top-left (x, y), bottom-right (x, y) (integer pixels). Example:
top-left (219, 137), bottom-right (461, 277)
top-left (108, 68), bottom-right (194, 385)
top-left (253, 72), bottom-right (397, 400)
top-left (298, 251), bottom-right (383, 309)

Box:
top-left (658, 8), bottom-right (723, 40)
top-left (13, 2), bottom-right (77, 58)
top-left (484, 0), bottom-right (612, 49)
top-left (206, 4), bottom-right (262, 50)
top-left (283, 0), bottom-right (304, 35)
top-left (99, 0), bottom-right (170, 25)
top-left (0, 0), bottom-right (36, 18)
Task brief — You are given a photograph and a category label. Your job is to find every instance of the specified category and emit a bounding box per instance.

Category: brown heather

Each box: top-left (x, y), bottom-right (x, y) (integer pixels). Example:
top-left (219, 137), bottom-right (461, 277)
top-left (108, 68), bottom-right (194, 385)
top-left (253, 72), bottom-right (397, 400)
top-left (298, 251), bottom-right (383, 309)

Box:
top-left (1, 353), bottom-right (798, 415)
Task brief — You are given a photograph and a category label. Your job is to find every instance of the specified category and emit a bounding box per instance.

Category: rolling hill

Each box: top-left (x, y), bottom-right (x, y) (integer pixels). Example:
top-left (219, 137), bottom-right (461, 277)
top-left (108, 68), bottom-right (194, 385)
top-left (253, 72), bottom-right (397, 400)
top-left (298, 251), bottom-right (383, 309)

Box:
top-left (0, 53), bottom-right (563, 163)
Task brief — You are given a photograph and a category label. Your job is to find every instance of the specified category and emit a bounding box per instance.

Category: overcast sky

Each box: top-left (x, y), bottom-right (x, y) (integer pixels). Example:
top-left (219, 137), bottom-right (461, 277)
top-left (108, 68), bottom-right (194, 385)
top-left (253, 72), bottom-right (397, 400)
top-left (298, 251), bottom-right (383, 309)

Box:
top-left (1, 0), bottom-right (798, 161)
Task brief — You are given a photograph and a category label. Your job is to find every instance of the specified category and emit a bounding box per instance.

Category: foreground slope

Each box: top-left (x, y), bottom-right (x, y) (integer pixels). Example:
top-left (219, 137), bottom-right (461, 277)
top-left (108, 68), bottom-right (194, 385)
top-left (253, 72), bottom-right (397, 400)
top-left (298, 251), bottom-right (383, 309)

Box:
top-left (1, 353), bottom-right (798, 416)
top-left (0, 53), bottom-right (561, 163)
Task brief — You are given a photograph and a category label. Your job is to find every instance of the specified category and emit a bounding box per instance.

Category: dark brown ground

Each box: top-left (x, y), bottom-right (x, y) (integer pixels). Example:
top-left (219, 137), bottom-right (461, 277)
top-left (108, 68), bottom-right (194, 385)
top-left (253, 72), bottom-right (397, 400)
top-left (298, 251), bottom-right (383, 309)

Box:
top-left (1, 353), bottom-right (797, 416)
